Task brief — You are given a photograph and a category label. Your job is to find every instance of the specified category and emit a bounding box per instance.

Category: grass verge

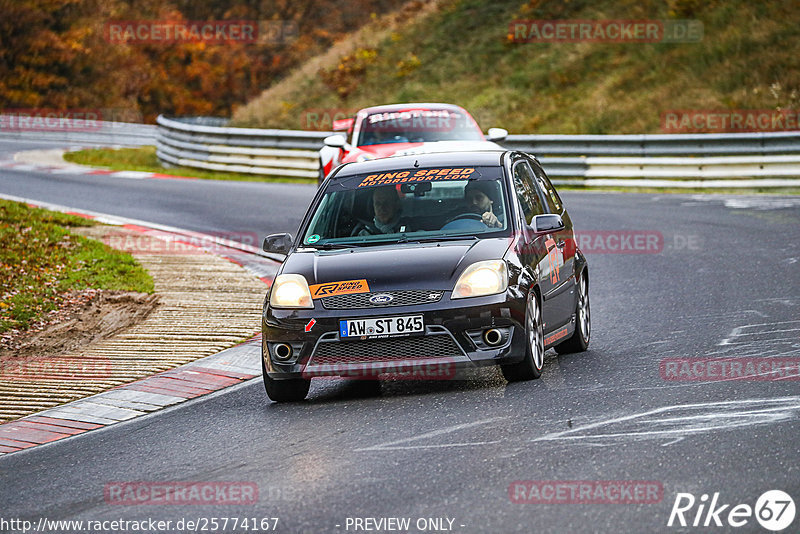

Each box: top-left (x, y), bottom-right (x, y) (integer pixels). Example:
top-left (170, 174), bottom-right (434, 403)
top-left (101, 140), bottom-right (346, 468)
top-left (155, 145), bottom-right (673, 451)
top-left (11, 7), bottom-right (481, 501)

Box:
top-left (233, 0), bottom-right (799, 135)
top-left (0, 200), bottom-right (154, 334)
top-left (63, 146), bottom-right (316, 184)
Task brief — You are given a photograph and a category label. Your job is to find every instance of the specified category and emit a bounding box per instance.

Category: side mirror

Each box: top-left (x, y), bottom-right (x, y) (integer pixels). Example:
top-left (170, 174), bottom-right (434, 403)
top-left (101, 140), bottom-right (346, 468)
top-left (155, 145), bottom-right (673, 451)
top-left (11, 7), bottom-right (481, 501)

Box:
top-left (324, 135), bottom-right (346, 148)
top-left (332, 117), bottom-right (355, 132)
top-left (487, 127), bottom-right (508, 142)
top-left (531, 214), bottom-right (564, 234)
top-left (263, 233), bottom-right (293, 254)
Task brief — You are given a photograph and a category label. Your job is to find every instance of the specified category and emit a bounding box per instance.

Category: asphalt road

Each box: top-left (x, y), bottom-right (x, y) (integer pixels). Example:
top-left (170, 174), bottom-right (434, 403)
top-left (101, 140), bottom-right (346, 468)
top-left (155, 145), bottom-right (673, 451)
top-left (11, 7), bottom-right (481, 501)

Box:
top-left (1, 140), bottom-right (799, 533)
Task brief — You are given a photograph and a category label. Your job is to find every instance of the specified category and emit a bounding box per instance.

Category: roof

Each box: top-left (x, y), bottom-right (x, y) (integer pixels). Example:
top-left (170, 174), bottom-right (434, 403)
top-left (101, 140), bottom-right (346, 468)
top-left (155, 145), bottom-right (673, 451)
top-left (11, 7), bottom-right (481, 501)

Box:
top-left (357, 103), bottom-right (469, 115)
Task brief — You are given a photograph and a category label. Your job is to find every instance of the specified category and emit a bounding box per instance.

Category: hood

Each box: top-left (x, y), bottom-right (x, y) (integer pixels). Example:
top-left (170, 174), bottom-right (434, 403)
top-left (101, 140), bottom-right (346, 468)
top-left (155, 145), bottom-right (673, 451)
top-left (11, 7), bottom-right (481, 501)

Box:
top-left (282, 237), bottom-right (511, 292)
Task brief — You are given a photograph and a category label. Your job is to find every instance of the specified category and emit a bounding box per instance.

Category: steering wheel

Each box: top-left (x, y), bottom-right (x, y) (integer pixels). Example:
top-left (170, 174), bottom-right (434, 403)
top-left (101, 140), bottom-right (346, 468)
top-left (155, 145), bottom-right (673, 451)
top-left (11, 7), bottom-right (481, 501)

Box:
top-left (445, 212), bottom-right (484, 225)
top-left (350, 219), bottom-right (382, 236)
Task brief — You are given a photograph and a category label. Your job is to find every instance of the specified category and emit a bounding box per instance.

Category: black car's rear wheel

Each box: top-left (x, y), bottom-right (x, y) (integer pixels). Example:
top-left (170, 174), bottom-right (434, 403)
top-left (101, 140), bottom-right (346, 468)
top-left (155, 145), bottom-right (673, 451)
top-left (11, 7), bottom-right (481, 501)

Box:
top-left (501, 291), bottom-right (543, 381)
top-left (554, 273), bottom-right (590, 354)
top-left (262, 358), bottom-right (310, 402)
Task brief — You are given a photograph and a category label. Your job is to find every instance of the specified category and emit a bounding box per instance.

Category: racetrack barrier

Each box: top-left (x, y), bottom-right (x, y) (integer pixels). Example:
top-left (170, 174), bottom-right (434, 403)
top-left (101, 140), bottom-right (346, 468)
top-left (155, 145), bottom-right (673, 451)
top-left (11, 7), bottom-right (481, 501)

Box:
top-left (0, 113), bottom-right (156, 147)
top-left (153, 116), bottom-right (799, 187)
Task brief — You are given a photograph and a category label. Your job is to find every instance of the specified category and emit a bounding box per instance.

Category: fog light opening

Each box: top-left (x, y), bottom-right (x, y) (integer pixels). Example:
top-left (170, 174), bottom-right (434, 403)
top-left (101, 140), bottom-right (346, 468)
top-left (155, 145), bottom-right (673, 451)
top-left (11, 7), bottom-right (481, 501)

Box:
top-left (483, 328), bottom-right (503, 346)
top-left (274, 343), bottom-right (293, 361)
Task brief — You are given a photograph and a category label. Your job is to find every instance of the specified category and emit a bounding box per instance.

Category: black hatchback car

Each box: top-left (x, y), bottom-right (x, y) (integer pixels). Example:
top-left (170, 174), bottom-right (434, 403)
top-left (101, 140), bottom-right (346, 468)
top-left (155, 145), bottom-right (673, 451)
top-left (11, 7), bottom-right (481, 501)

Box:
top-left (261, 150), bottom-right (589, 402)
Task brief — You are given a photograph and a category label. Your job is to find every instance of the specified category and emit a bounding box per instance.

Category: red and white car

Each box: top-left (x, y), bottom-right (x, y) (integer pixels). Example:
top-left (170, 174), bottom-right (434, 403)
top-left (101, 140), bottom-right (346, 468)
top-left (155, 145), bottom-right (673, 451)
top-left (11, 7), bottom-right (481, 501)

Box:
top-left (318, 103), bottom-right (508, 183)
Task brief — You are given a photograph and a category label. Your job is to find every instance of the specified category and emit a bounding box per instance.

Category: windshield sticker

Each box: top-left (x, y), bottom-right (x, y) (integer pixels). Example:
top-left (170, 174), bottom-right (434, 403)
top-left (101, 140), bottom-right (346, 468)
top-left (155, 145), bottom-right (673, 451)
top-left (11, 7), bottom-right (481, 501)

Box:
top-left (357, 167), bottom-right (476, 188)
top-left (309, 279), bottom-right (370, 299)
top-left (367, 110), bottom-right (452, 124)
top-left (306, 234), bottom-right (320, 244)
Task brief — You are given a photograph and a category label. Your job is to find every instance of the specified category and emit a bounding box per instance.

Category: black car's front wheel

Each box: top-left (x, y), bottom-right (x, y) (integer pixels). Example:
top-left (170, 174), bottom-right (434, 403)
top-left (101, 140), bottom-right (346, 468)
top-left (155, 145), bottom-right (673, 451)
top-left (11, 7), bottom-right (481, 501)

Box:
top-left (262, 358), bottom-right (310, 402)
top-left (555, 272), bottom-right (590, 354)
top-left (501, 291), bottom-right (544, 381)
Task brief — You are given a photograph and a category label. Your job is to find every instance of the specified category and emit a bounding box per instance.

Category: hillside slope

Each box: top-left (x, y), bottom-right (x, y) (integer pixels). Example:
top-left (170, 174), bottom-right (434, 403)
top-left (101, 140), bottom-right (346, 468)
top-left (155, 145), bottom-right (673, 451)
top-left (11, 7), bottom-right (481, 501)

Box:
top-left (232, 0), bottom-right (799, 134)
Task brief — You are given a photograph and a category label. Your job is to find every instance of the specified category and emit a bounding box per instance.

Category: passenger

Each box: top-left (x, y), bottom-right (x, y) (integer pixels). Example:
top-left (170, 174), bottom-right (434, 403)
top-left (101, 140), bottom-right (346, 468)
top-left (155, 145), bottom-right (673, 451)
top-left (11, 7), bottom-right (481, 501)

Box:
top-left (464, 181), bottom-right (504, 228)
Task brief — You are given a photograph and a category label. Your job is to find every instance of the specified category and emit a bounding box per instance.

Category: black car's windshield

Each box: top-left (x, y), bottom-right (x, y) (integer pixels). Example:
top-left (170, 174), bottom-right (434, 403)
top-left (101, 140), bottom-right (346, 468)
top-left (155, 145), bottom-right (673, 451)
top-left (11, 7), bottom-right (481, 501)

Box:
top-left (357, 109), bottom-right (485, 146)
top-left (301, 166), bottom-right (510, 247)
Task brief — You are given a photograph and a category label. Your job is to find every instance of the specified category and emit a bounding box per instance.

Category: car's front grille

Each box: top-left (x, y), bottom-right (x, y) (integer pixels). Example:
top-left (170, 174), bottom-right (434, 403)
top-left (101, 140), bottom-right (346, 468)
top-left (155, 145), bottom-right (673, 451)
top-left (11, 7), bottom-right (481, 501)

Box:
top-left (309, 334), bottom-right (463, 365)
top-left (320, 290), bottom-right (443, 310)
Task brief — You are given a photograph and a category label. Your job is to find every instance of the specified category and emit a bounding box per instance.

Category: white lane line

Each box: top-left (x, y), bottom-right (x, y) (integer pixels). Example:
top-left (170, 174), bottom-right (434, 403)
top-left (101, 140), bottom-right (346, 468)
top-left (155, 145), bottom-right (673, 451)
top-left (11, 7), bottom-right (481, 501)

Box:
top-left (355, 417), bottom-right (507, 452)
top-left (110, 170), bottom-right (154, 179)
top-left (50, 167), bottom-right (92, 174)
top-left (719, 320), bottom-right (800, 346)
top-left (7, 164), bottom-right (39, 171)
top-left (530, 397), bottom-right (800, 446)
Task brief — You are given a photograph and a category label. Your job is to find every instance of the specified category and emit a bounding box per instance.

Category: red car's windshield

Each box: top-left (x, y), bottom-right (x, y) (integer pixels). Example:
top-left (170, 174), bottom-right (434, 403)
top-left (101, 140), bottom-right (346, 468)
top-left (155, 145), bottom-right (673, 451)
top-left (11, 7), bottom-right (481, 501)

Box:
top-left (357, 109), bottom-right (485, 146)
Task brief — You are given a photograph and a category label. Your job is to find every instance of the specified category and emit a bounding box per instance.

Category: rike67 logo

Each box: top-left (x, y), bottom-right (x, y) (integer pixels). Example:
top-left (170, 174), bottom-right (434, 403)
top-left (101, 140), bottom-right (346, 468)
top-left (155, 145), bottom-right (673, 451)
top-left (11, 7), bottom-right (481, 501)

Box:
top-left (668, 490), bottom-right (795, 531)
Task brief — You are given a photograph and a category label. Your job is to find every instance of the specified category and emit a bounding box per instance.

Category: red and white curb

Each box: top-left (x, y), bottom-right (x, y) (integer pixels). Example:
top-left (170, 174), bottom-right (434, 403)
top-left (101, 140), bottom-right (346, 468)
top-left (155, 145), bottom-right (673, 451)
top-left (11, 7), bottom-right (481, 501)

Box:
top-left (0, 147), bottom-right (199, 181)
top-left (0, 194), bottom-right (284, 456)
top-left (0, 336), bottom-right (262, 455)
top-left (0, 193), bottom-right (284, 284)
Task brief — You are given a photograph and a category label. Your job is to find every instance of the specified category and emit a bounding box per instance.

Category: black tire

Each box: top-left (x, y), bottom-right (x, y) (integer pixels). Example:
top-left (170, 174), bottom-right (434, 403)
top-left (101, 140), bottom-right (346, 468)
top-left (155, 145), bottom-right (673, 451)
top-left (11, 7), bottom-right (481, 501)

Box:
top-left (554, 272), bottom-right (590, 354)
top-left (262, 358), bottom-right (310, 402)
top-left (501, 291), bottom-right (544, 381)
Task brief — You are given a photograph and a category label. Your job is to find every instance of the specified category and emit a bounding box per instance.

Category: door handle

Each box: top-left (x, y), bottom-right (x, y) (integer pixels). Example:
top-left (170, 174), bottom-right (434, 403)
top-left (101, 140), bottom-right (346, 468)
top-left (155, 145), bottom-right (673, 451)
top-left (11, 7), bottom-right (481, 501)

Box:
top-left (556, 240), bottom-right (565, 249)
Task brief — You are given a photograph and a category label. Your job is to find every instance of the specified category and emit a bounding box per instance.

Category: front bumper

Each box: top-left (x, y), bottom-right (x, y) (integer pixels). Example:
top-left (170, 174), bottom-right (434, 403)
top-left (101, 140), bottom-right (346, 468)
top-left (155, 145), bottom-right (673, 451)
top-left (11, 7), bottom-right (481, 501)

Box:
top-left (262, 291), bottom-right (527, 380)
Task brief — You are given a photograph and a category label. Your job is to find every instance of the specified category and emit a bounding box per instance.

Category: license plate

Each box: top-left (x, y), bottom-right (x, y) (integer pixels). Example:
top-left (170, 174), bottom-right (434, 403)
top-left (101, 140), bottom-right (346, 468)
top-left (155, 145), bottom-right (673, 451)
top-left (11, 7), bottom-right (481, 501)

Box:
top-left (339, 315), bottom-right (424, 339)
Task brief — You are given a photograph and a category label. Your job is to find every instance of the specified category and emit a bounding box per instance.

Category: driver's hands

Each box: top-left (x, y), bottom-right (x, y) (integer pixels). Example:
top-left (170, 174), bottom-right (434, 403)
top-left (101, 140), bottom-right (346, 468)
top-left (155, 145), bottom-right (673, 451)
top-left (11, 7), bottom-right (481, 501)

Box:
top-left (481, 210), bottom-right (500, 228)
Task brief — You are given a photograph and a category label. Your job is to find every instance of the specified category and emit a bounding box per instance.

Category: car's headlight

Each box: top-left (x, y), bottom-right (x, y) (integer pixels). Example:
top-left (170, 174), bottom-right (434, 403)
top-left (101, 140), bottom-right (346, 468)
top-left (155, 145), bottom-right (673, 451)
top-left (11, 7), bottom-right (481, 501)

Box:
top-left (356, 153), bottom-right (376, 162)
top-left (269, 274), bottom-right (314, 309)
top-left (452, 260), bottom-right (508, 299)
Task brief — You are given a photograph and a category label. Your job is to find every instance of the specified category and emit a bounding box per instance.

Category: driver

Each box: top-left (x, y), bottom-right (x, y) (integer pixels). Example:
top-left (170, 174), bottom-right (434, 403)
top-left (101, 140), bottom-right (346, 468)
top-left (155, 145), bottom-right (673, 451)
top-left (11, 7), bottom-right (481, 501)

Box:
top-left (464, 181), bottom-right (503, 228)
top-left (359, 186), bottom-right (405, 235)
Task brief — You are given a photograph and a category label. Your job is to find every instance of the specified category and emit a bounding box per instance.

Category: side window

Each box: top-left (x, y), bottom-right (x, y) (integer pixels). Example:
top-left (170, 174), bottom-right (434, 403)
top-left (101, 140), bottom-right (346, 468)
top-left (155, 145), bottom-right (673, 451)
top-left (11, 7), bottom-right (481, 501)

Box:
top-left (512, 162), bottom-right (534, 223)
top-left (512, 161), bottom-right (546, 223)
top-left (531, 160), bottom-right (562, 213)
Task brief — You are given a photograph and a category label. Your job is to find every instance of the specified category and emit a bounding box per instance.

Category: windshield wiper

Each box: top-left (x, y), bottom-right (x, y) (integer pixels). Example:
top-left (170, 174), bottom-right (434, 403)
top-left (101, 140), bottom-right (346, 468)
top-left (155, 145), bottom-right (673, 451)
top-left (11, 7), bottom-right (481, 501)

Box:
top-left (398, 235), bottom-right (480, 244)
top-left (306, 242), bottom-right (363, 250)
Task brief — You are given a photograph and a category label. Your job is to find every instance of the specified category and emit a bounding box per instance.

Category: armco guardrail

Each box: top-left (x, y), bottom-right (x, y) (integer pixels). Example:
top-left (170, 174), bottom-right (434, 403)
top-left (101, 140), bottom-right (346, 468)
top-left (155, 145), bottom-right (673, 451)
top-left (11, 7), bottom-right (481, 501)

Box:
top-left (156, 115), bottom-right (325, 178)
top-left (156, 116), bottom-right (800, 187)
top-left (0, 115), bottom-right (156, 146)
top-left (502, 131), bottom-right (800, 156)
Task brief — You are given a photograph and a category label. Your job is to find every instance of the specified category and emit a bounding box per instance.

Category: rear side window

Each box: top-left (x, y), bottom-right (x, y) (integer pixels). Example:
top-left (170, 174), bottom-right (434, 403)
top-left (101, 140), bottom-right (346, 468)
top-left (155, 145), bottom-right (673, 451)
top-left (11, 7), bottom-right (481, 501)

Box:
top-left (512, 161), bottom-right (546, 223)
top-left (531, 160), bottom-right (562, 213)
